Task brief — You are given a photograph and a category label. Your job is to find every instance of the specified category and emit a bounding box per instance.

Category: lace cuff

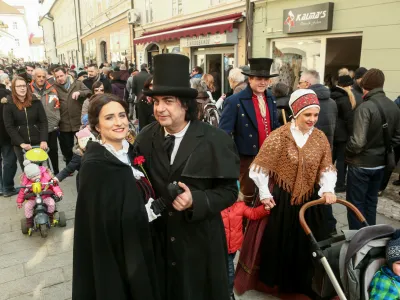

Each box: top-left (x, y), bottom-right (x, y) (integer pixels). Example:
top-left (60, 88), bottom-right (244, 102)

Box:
top-left (249, 166), bottom-right (273, 200)
top-left (318, 170), bottom-right (337, 197)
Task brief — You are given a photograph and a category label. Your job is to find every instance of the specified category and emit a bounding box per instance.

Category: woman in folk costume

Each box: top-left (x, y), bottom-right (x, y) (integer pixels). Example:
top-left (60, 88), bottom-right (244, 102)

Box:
top-left (234, 89), bottom-right (337, 299)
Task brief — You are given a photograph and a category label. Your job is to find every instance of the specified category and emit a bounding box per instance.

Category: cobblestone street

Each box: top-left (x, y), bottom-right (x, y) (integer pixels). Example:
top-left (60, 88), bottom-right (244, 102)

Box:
top-left (0, 167), bottom-right (398, 299)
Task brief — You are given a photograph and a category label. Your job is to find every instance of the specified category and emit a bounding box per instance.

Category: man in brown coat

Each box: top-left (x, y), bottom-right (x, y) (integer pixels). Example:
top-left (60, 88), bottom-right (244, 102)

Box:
top-left (54, 67), bottom-right (90, 165)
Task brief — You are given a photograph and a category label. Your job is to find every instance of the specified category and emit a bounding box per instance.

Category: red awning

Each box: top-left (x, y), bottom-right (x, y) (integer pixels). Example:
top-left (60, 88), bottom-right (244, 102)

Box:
top-left (134, 12), bottom-right (244, 45)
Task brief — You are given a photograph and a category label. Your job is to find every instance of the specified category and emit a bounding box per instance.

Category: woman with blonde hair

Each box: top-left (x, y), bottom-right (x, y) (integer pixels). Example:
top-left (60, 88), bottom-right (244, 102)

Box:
top-left (3, 76), bottom-right (48, 169)
top-left (200, 73), bottom-right (226, 110)
top-left (331, 68), bottom-right (360, 192)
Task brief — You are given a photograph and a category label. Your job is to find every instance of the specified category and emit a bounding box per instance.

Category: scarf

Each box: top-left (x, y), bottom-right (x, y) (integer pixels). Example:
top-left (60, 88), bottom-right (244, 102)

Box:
top-left (250, 123), bottom-right (334, 205)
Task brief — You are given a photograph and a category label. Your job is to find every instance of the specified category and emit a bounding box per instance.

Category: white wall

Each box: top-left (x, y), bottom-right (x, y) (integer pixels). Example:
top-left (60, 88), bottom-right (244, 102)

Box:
top-left (1, 15), bottom-right (31, 61)
top-left (39, 17), bottom-right (58, 63)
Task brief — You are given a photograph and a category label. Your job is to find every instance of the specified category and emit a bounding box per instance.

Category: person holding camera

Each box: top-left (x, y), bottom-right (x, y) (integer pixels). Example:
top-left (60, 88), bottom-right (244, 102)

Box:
top-left (134, 54), bottom-right (240, 300)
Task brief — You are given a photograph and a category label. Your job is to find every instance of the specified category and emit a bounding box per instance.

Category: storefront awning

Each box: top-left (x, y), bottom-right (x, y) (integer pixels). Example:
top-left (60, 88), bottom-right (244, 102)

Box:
top-left (134, 12), bottom-right (244, 45)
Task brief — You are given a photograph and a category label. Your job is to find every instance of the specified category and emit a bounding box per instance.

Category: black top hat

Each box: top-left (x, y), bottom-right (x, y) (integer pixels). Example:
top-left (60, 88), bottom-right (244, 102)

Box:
top-left (241, 58), bottom-right (279, 78)
top-left (144, 54), bottom-right (198, 99)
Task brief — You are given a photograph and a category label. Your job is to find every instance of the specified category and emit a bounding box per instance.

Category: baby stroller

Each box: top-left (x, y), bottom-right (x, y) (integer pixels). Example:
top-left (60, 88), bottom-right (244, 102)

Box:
top-left (18, 147), bottom-right (66, 237)
top-left (300, 199), bottom-right (396, 300)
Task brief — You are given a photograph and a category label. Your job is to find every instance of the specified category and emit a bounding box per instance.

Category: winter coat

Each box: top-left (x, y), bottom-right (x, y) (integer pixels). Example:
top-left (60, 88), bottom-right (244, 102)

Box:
top-left (111, 80), bottom-right (126, 100)
top-left (219, 85), bottom-right (280, 156)
top-left (73, 141), bottom-right (161, 300)
top-left (131, 70), bottom-right (151, 100)
top-left (83, 74), bottom-right (112, 94)
top-left (331, 86), bottom-right (358, 143)
top-left (54, 76), bottom-right (91, 132)
top-left (346, 88), bottom-right (400, 168)
top-left (369, 265), bottom-right (400, 300)
top-left (134, 120), bottom-right (240, 300)
top-left (3, 95), bottom-right (48, 146)
top-left (221, 201), bottom-right (269, 254)
top-left (0, 84), bottom-right (12, 145)
top-left (137, 95), bottom-right (155, 131)
top-left (275, 95), bottom-right (291, 125)
top-left (233, 82), bottom-right (247, 94)
top-left (309, 84), bottom-right (337, 148)
top-left (30, 81), bottom-right (60, 133)
top-left (17, 166), bottom-right (62, 204)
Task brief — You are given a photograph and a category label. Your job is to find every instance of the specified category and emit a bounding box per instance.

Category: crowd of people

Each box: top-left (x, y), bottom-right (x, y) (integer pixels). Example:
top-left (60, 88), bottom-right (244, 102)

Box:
top-left (0, 54), bottom-right (399, 300)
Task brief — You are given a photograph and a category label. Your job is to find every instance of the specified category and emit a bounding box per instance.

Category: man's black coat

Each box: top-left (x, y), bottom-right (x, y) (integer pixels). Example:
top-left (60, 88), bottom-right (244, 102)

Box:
top-left (72, 142), bottom-right (160, 300)
top-left (134, 120), bottom-right (240, 300)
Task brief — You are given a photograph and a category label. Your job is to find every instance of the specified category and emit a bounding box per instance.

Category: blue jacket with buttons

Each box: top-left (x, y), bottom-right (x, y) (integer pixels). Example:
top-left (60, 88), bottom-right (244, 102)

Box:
top-left (219, 85), bottom-right (280, 156)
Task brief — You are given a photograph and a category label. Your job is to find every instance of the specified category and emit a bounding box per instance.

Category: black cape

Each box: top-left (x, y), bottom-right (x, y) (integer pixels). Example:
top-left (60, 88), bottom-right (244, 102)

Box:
top-left (134, 120), bottom-right (240, 300)
top-left (72, 142), bottom-right (160, 300)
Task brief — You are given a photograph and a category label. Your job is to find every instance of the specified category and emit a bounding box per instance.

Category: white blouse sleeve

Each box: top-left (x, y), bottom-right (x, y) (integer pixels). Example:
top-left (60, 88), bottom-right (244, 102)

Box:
top-left (145, 198), bottom-right (161, 222)
top-left (249, 166), bottom-right (273, 199)
top-left (318, 170), bottom-right (337, 197)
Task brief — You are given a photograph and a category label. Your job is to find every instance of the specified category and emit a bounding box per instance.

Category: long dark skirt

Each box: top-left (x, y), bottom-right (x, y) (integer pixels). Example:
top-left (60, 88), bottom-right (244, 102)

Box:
top-left (258, 185), bottom-right (329, 297)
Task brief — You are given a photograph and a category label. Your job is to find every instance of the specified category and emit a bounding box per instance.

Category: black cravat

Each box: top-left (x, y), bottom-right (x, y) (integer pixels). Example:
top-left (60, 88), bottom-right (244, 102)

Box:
top-left (163, 134), bottom-right (175, 162)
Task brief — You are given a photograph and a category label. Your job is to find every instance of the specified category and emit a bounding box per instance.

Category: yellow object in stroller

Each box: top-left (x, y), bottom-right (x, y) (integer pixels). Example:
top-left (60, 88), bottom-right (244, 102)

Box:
top-left (24, 147), bottom-right (54, 173)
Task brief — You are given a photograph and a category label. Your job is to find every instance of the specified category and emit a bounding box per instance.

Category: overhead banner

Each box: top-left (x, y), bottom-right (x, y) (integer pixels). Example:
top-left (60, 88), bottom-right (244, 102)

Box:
top-left (283, 2), bottom-right (334, 34)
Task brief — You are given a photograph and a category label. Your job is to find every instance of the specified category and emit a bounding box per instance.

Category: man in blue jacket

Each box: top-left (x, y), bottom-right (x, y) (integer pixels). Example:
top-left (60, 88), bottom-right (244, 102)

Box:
top-left (219, 58), bottom-right (280, 204)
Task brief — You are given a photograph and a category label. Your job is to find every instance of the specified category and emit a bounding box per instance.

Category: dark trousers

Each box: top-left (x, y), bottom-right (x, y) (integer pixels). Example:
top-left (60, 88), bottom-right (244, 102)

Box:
top-left (346, 166), bottom-right (385, 229)
top-left (58, 131), bottom-right (76, 166)
top-left (48, 131), bottom-right (59, 174)
top-left (332, 141), bottom-right (347, 188)
top-left (380, 145), bottom-right (400, 191)
top-left (227, 252), bottom-right (236, 295)
top-left (0, 143), bottom-right (17, 193)
top-left (13, 146), bottom-right (25, 170)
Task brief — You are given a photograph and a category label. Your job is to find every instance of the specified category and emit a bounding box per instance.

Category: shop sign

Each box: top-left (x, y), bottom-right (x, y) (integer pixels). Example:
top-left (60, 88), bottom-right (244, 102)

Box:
top-left (180, 29), bottom-right (238, 48)
top-left (283, 2), bottom-right (334, 34)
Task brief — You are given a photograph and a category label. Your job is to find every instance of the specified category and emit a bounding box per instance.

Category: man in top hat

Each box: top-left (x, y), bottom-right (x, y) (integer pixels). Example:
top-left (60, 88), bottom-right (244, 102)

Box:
top-left (219, 58), bottom-right (280, 204)
top-left (134, 53), bottom-right (240, 300)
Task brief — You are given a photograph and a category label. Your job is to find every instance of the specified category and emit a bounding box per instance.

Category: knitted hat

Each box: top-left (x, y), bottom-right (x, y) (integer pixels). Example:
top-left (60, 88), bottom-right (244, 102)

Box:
top-left (76, 127), bottom-right (96, 150)
top-left (360, 68), bottom-right (385, 91)
top-left (23, 160), bottom-right (40, 179)
top-left (387, 230), bottom-right (400, 269)
top-left (289, 89), bottom-right (320, 118)
top-left (337, 75), bottom-right (353, 87)
top-left (355, 67), bottom-right (368, 80)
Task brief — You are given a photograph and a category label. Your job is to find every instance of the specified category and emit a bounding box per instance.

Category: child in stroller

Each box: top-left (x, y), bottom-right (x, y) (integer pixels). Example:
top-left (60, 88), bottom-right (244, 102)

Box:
top-left (369, 229), bottom-right (400, 299)
top-left (17, 160), bottom-right (63, 227)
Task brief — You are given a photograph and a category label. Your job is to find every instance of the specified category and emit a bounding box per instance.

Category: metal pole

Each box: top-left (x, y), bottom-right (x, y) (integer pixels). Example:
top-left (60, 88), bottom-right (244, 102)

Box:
top-left (320, 257), bottom-right (347, 300)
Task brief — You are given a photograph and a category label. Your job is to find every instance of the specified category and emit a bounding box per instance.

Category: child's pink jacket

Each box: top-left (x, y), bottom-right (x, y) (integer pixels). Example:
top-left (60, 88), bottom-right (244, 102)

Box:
top-left (16, 167), bottom-right (62, 204)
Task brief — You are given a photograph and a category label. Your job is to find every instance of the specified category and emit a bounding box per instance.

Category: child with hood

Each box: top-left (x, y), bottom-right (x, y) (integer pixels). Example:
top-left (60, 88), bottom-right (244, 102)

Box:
top-left (370, 230), bottom-right (400, 299)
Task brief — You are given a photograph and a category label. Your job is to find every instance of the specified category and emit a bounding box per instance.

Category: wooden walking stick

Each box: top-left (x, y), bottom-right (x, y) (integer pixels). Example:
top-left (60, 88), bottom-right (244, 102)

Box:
top-left (282, 109), bottom-right (287, 125)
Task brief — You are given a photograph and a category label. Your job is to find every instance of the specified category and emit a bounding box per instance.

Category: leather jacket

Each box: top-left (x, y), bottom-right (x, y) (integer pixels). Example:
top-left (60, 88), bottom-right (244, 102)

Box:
top-left (346, 88), bottom-right (400, 167)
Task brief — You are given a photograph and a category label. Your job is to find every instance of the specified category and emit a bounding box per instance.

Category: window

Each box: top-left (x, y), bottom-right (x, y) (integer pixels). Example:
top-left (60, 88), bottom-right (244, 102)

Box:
top-left (15, 39), bottom-right (20, 47)
top-left (12, 22), bottom-right (17, 29)
top-left (210, 0), bottom-right (226, 5)
top-left (145, 0), bottom-right (153, 23)
top-left (172, 0), bottom-right (182, 16)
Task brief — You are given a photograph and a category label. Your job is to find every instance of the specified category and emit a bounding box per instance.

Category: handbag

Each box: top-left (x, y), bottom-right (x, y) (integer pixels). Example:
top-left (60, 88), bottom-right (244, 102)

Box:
top-left (371, 99), bottom-right (396, 172)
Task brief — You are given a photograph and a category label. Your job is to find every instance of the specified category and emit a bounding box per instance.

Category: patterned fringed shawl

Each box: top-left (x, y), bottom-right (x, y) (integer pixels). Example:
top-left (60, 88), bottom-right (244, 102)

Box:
top-left (251, 123), bottom-right (335, 205)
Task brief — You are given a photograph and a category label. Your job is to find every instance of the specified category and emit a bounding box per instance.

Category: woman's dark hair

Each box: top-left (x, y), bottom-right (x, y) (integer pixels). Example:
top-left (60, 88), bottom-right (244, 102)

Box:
top-left (179, 97), bottom-right (198, 121)
top-left (91, 81), bottom-right (103, 94)
top-left (88, 94), bottom-right (128, 134)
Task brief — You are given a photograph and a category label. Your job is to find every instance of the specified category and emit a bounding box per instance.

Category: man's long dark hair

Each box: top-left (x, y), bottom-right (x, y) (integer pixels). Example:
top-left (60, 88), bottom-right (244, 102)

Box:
top-left (179, 97), bottom-right (198, 121)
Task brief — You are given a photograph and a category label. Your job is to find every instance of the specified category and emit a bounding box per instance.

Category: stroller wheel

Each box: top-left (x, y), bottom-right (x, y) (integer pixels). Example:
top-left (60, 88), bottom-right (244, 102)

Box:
top-left (58, 212), bottom-right (67, 227)
top-left (20, 218), bottom-right (28, 235)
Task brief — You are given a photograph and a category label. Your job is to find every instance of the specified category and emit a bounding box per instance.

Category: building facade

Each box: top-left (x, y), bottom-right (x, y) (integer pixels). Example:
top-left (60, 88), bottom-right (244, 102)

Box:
top-left (133, 0), bottom-right (247, 97)
top-left (39, 14), bottom-right (57, 64)
top-left (79, 0), bottom-right (132, 66)
top-left (0, 0), bottom-right (31, 61)
top-left (252, 0), bottom-right (400, 99)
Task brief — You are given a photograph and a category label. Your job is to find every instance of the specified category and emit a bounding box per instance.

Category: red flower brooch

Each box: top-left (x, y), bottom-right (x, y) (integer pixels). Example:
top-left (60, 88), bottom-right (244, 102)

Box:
top-left (133, 156), bottom-right (150, 183)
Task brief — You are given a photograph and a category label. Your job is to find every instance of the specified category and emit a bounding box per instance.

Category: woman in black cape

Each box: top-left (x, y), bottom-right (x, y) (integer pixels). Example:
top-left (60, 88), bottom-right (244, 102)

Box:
top-left (72, 94), bottom-right (160, 300)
